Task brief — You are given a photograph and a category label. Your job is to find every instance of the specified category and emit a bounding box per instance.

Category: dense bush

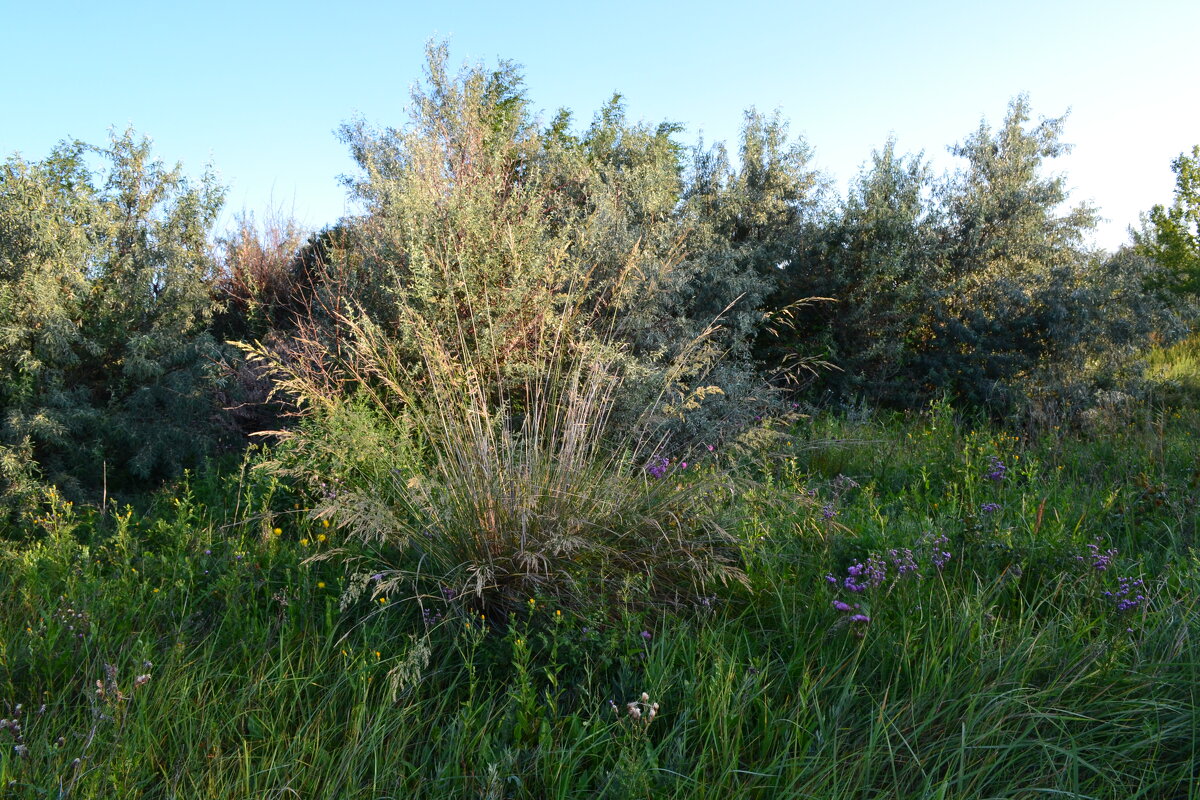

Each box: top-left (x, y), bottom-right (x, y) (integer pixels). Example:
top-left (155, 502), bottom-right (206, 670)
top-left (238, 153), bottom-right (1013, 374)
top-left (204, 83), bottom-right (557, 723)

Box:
top-left (770, 97), bottom-right (1184, 418)
top-left (0, 131), bottom-right (227, 515)
top-left (4, 47), bottom-right (1190, 521)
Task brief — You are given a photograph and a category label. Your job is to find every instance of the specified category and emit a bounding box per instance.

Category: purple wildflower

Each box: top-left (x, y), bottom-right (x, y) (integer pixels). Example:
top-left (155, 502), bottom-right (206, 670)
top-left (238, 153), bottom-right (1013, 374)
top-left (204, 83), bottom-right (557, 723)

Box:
top-left (848, 614), bottom-right (870, 624)
top-left (821, 503), bottom-right (838, 520)
top-left (981, 502), bottom-right (1001, 514)
top-left (1077, 540), bottom-right (1117, 572)
top-left (833, 600), bottom-right (853, 612)
top-left (865, 555), bottom-right (887, 588)
top-left (920, 532), bottom-right (953, 570)
top-left (645, 456), bottom-right (670, 479)
top-left (640, 630), bottom-right (652, 641)
top-left (986, 456), bottom-right (1007, 482)
top-left (1104, 576), bottom-right (1148, 612)
top-left (889, 548), bottom-right (919, 576)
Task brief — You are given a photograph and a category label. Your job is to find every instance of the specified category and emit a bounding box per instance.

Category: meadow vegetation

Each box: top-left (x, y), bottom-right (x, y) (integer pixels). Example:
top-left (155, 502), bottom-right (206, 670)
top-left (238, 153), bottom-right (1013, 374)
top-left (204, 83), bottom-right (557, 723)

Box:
top-left (1, 44), bottom-right (1197, 798)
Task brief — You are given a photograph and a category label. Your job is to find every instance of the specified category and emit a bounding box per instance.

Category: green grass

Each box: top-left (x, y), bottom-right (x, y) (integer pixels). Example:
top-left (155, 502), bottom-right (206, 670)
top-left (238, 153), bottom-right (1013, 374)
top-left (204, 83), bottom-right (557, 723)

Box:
top-left (1, 405), bottom-right (1197, 798)
top-left (1147, 330), bottom-right (1200, 408)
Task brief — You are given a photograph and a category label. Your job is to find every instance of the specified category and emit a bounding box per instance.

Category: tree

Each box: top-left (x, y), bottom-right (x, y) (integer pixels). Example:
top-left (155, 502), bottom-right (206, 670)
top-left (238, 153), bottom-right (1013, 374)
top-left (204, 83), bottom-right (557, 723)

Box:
top-left (328, 45), bottom-right (797, 442)
top-left (920, 96), bottom-right (1100, 409)
top-left (0, 130), bottom-right (226, 512)
top-left (805, 139), bottom-right (940, 402)
top-left (1136, 144), bottom-right (1200, 300)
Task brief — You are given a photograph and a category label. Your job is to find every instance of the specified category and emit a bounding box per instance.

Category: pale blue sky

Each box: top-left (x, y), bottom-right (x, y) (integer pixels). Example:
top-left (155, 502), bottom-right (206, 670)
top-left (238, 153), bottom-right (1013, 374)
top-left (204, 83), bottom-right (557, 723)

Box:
top-left (3, 0), bottom-right (1197, 250)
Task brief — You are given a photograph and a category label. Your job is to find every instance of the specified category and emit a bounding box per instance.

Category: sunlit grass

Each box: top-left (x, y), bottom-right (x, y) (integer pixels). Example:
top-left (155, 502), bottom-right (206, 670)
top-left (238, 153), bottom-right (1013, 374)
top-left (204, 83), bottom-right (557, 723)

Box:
top-left (1, 405), bottom-right (1197, 798)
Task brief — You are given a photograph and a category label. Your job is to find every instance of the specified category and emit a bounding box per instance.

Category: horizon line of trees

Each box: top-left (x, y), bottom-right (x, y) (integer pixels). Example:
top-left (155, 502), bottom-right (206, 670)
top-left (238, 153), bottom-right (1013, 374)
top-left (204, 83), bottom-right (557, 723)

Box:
top-left (2, 42), bottom-right (1197, 517)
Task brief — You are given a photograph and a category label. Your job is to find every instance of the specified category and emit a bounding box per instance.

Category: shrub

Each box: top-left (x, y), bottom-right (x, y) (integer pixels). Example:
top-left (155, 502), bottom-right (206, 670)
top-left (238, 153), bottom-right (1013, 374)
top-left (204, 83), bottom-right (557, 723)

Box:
top-left (0, 131), bottom-right (227, 514)
top-left (251, 299), bottom-right (748, 616)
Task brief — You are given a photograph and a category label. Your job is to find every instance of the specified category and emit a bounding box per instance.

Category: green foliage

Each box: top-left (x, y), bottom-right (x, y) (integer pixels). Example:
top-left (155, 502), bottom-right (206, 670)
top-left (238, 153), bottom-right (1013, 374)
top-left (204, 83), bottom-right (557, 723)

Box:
top-left (249, 284), bottom-right (747, 616)
top-left (773, 96), bottom-right (1180, 420)
top-left (686, 109), bottom-right (824, 350)
top-left (1137, 144), bottom-right (1200, 299)
top-left (1, 403), bottom-right (1197, 798)
top-left (1145, 329), bottom-right (1200, 407)
top-left (329, 45), bottom-right (828, 432)
top-left (0, 130), bottom-right (226, 513)
top-left (334, 42), bottom-right (567, 383)
top-left (921, 96), bottom-right (1101, 408)
top-left (789, 139), bottom-right (938, 401)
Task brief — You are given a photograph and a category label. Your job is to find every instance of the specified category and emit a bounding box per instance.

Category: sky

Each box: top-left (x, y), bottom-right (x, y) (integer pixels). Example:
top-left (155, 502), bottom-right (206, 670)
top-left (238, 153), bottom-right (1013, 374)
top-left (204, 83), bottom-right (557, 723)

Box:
top-left (3, 0), bottom-right (1197, 251)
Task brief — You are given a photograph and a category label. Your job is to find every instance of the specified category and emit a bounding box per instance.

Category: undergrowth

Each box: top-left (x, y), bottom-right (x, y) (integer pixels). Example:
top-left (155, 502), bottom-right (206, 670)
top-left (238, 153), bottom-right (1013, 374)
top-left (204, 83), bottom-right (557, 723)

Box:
top-left (1, 402), bottom-right (1197, 798)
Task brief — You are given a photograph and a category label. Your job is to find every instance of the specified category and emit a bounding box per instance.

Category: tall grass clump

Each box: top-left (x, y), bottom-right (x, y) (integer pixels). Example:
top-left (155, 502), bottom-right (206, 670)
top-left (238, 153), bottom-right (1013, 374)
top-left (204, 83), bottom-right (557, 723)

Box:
top-left (244, 44), bottom-right (757, 617)
top-left (252, 302), bottom-right (746, 617)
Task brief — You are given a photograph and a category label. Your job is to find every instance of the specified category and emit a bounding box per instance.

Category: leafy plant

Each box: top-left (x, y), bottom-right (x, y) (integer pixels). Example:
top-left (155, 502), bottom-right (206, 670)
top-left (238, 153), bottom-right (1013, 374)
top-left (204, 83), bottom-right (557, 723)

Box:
top-left (0, 130), bottom-right (226, 514)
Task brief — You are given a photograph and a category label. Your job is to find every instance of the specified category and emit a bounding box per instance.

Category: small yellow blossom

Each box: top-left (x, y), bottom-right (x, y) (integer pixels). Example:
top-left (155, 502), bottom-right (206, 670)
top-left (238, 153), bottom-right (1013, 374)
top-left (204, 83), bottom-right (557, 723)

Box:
top-left (322, 519), bottom-right (330, 528)
top-left (273, 527), bottom-right (282, 536)
top-left (317, 581), bottom-right (326, 589)
top-left (317, 533), bottom-right (327, 543)
top-left (300, 538), bottom-right (309, 546)
top-left (378, 597), bottom-right (387, 604)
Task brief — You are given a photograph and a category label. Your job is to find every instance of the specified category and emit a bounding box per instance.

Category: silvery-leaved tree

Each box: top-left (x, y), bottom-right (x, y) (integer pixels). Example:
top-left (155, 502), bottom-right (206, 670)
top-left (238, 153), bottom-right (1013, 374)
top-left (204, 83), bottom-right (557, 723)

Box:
top-left (318, 43), bottom-right (788, 441)
top-left (0, 130), bottom-right (225, 516)
top-left (921, 96), bottom-right (1102, 410)
top-left (798, 139), bottom-right (941, 404)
